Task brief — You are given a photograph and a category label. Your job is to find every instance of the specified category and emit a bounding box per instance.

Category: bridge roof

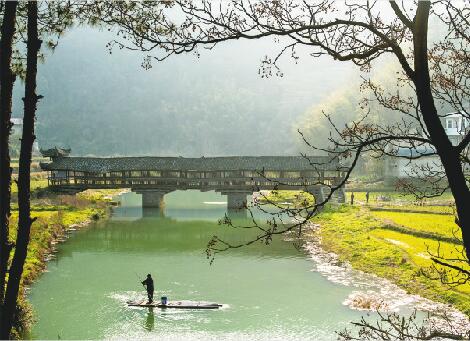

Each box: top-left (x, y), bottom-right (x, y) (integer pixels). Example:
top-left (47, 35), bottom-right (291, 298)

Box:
top-left (40, 156), bottom-right (342, 173)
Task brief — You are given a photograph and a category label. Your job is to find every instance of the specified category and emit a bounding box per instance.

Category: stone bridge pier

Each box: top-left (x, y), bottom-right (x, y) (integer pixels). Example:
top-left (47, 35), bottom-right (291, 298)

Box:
top-left (308, 185), bottom-right (346, 206)
top-left (220, 191), bottom-right (253, 210)
top-left (309, 186), bottom-right (326, 205)
top-left (135, 190), bottom-right (172, 208)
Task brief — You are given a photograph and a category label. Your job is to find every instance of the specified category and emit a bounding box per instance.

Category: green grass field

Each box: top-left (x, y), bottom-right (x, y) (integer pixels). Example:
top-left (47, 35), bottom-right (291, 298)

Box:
top-left (10, 179), bottom-right (48, 194)
top-left (312, 193), bottom-right (470, 316)
top-left (258, 190), bottom-right (314, 206)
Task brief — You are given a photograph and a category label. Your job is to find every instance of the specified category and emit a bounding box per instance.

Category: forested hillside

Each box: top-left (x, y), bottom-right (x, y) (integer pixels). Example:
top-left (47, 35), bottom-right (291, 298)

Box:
top-left (11, 27), bottom-right (357, 157)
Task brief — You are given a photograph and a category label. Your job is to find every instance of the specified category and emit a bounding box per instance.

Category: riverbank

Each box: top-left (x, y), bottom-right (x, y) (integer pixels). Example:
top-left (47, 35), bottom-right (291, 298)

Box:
top-left (9, 178), bottom-right (122, 338)
top-left (264, 190), bottom-right (469, 317)
top-left (312, 204), bottom-right (469, 314)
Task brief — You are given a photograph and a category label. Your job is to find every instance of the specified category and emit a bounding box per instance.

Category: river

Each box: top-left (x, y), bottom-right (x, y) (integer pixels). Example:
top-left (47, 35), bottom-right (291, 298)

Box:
top-left (28, 191), bottom-right (386, 340)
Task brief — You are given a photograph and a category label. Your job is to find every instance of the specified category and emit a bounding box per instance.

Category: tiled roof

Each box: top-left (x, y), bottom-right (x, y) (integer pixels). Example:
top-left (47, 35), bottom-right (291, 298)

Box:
top-left (40, 147), bottom-right (71, 158)
top-left (40, 156), bottom-right (342, 172)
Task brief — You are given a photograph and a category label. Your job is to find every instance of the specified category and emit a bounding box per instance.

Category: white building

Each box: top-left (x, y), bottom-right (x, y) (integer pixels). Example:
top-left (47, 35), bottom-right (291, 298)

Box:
top-left (385, 111), bottom-right (469, 180)
top-left (443, 112), bottom-right (469, 146)
top-left (10, 117), bottom-right (40, 154)
top-left (10, 118), bottom-right (23, 135)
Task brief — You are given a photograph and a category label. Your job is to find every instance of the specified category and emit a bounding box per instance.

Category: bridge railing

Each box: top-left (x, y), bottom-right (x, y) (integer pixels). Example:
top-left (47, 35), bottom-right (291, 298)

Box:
top-left (47, 174), bottom-right (344, 190)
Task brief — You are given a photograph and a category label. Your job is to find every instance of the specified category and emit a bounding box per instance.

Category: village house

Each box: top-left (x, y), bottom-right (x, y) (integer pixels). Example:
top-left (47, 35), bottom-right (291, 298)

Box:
top-left (384, 111), bottom-right (469, 181)
top-left (10, 117), bottom-right (40, 154)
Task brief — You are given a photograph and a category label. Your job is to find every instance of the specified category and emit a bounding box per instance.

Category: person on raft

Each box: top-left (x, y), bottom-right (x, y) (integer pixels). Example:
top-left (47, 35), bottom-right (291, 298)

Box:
top-left (141, 274), bottom-right (154, 303)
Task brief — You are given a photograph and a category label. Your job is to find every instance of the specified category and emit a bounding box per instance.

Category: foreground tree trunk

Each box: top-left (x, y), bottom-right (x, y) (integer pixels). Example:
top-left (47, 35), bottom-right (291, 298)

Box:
top-left (0, 1), bottom-right (18, 305)
top-left (1, 2), bottom-right (40, 338)
top-left (413, 2), bottom-right (470, 260)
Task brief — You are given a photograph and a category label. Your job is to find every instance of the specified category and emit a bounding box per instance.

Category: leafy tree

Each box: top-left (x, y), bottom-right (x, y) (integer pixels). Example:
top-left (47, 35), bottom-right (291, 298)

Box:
top-left (0, 2), bottom-right (41, 337)
top-left (0, 2), bottom-right (74, 337)
top-left (0, 2), bottom-right (19, 314)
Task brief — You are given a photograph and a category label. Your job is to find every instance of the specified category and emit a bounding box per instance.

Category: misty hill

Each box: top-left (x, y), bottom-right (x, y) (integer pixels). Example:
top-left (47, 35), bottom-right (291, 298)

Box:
top-left (12, 27), bottom-right (357, 157)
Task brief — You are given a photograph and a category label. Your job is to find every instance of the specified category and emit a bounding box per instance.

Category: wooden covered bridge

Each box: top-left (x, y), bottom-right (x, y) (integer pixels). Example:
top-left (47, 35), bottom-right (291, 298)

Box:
top-left (40, 150), bottom-right (346, 209)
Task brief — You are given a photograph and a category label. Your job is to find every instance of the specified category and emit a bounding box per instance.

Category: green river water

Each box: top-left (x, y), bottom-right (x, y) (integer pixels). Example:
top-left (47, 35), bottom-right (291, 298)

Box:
top-left (28, 191), bottom-right (377, 340)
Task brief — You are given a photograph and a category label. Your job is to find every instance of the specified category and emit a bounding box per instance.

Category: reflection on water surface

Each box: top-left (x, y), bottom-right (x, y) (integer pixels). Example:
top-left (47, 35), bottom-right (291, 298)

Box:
top-left (29, 191), bottom-right (368, 340)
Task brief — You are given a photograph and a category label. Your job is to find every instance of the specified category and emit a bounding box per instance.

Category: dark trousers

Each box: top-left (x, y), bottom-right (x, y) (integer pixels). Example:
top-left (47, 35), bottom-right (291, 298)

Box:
top-left (147, 290), bottom-right (154, 302)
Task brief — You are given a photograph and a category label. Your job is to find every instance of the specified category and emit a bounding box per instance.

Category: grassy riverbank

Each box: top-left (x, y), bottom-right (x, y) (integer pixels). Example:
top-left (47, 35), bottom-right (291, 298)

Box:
top-left (265, 190), bottom-right (470, 316)
top-left (7, 175), bottom-right (121, 338)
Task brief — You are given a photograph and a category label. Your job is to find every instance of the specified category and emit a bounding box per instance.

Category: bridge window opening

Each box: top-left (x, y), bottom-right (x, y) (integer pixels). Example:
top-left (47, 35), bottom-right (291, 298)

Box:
top-left (263, 171), bottom-right (280, 178)
top-left (324, 171), bottom-right (339, 178)
top-left (149, 170), bottom-right (161, 177)
top-left (187, 171), bottom-right (201, 179)
top-left (283, 171), bottom-right (300, 178)
top-left (131, 171), bottom-right (142, 177)
top-left (242, 171), bottom-right (254, 177)
top-left (52, 170), bottom-right (67, 179)
top-left (204, 171), bottom-right (218, 178)
top-left (224, 171), bottom-right (242, 178)
top-left (110, 171), bottom-right (122, 177)
top-left (166, 171), bottom-right (180, 178)
top-left (299, 171), bottom-right (316, 178)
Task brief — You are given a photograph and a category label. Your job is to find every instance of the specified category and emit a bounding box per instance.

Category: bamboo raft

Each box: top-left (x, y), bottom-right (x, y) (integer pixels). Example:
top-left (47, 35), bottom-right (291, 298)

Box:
top-left (127, 299), bottom-right (222, 309)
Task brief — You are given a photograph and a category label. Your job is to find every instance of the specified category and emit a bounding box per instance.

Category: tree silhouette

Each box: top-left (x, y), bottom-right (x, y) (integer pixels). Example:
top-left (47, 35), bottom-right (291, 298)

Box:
top-left (93, 1), bottom-right (470, 338)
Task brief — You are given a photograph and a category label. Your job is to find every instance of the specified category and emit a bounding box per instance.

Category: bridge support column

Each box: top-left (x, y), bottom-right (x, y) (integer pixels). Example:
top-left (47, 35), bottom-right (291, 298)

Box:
top-left (136, 190), bottom-right (170, 208)
top-left (227, 193), bottom-right (248, 209)
top-left (309, 185), bottom-right (345, 206)
top-left (330, 178), bottom-right (346, 203)
top-left (221, 191), bottom-right (252, 210)
top-left (336, 185), bottom-right (346, 203)
top-left (309, 186), bottom-right (327, 207)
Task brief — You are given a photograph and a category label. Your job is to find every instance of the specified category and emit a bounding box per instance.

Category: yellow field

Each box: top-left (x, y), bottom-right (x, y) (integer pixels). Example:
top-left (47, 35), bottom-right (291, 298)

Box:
top-left (370, 211), bottom-right (461, 239)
